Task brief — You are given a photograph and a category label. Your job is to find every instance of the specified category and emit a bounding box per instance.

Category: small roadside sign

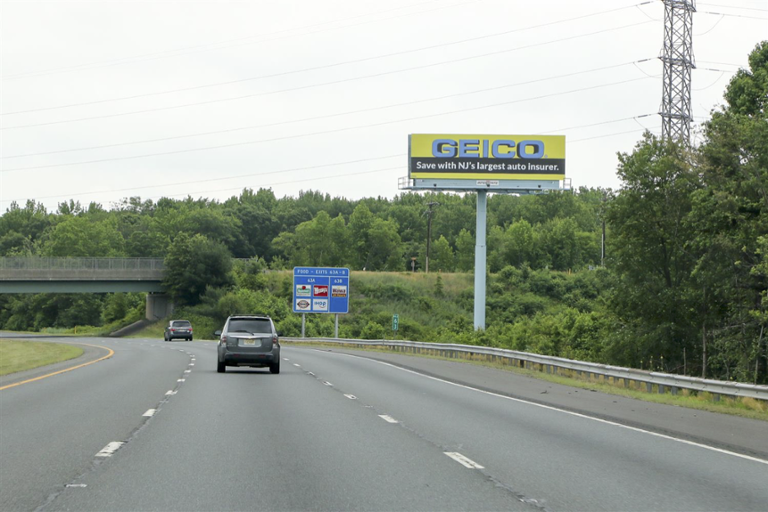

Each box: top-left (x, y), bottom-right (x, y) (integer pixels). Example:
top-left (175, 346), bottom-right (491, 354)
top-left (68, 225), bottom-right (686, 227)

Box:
top-left (392, 314), bottom-right (399, 331)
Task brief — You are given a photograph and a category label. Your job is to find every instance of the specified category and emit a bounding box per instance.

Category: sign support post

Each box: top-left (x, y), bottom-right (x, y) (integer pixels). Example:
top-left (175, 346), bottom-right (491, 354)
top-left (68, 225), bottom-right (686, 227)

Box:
top-left (301, 313), bottom-right (305, 338)
top-left (474, 190), bottom-right (487, 330)
top-left (335, 314), bottom-right (339, 339)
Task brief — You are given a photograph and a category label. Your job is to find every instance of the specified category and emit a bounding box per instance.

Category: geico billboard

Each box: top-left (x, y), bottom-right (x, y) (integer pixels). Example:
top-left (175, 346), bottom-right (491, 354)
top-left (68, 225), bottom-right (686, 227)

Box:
top-left (409, 134), bottom-right (565, 180)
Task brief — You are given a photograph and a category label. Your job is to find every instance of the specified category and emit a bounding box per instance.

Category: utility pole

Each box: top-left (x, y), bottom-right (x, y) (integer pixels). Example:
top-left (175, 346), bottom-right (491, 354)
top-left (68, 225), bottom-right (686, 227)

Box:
top-left (424, 202), bottom-right (439, 273)
top-left (659, 0), bottom-right (696, 145)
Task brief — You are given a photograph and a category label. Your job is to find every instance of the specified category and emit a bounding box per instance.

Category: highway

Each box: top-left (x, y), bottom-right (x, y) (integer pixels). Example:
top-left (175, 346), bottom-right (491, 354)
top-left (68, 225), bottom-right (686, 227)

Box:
top-left (1, 336), bottom-right (767, 511)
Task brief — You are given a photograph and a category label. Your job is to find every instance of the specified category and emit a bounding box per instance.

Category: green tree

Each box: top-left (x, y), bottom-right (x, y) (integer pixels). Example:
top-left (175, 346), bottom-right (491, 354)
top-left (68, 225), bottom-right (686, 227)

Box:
top-left (687, 41), bottom-right (768, 380)
top-left (163, 234), bottom-right (233, 305)
top-left (41, 216), bottom-right (125, 257)
top-left (605, 132), bottom-right (700, 369)
top-left (430, 235), bottom-right (454, 272)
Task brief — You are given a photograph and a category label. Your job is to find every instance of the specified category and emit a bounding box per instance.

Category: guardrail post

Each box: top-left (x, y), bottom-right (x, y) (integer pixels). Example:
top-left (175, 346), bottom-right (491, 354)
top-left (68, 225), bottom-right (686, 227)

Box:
top-left (658, 384), bottom-right (666, 394)
top-left (671, 386), bottom-right (678, 396)
top-left (646, 382), bottom-right (653, 393)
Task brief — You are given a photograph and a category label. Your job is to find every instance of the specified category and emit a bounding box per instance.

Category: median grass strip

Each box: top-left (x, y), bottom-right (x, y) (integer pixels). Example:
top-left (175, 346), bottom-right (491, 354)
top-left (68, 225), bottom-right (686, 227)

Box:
top-left (287, 341), bottom-right (768, 422)
top-left (0, 340), bottom-right (83, 376)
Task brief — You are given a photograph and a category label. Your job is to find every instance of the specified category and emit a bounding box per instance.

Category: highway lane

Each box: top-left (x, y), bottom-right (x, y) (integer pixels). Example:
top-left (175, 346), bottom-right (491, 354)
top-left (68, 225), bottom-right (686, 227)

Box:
top-left (1, 338), bottom-right (767, 511)
top-left (0, 338), bottom-right (199, 511)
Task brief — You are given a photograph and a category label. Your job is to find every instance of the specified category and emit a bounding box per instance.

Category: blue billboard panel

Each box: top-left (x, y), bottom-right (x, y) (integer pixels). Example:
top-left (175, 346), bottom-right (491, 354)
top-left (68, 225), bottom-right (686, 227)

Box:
top-left (293, 267), bottom-right (349, 314)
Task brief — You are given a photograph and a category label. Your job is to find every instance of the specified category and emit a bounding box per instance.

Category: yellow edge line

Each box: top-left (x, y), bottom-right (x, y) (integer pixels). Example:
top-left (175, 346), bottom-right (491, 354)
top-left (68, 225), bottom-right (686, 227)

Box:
top-left (0, 343), bottom-right (115, 391)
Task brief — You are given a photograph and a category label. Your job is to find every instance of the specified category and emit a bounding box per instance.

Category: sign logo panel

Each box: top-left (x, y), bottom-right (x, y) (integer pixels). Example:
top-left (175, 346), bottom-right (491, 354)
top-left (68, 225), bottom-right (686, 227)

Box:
top-left (292, 267), bottom-right (350, 314)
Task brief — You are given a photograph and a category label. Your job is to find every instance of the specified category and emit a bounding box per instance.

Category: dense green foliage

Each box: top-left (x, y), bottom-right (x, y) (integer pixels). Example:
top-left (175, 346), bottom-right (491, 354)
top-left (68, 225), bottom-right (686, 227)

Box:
top-left (1, 42), bottom-right (766, 383)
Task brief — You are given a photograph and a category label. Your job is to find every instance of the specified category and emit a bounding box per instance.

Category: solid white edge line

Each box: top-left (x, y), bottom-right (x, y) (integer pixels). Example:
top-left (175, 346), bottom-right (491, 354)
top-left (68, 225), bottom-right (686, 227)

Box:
top-left (95, 441), bottom-right (123, 457)
top-left (142, 409), bottom-right (156, 417)
top-left (378, 414), bottom-right (399, 424)
top-left (444, 452), bottom-right (485, 469)
top-left (326, 351), bottom-right (768, 466)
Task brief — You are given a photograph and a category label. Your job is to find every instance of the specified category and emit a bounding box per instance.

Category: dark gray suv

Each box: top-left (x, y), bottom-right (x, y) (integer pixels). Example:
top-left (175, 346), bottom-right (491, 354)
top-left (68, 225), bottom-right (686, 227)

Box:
top-left (215, 315), bottom-right (280, 374)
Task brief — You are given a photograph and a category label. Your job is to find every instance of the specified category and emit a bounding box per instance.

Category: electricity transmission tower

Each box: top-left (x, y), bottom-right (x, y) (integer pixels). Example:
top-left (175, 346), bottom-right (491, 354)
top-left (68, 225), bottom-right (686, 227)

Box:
top-left (659, 0), bottom-right (696, 145)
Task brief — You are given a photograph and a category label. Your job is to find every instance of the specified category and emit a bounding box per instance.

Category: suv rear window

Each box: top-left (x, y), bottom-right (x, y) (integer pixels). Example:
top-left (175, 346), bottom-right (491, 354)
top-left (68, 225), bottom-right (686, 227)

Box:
top-left (172, 321), bottom-right (191, 327)
top-left (228, 318), bottom-right (272, 334)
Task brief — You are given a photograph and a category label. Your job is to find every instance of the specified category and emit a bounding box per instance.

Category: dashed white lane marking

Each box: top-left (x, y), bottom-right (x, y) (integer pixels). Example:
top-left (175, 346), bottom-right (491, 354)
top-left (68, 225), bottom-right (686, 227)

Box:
top-left (95, 442), bottom-right (124, 457)
top-left (329, 351), bottom-right (768, 467)
top-left (184, 370), bottom-right (191, 373)
top-left (283, 358), bottom-right (290, 361)
top-left (142, 409), bottom-right (156, 417)
top-left (66, 484), bottom-right (87, 488)
top-left (378, 414), bottom-right (399, 424)
top-left (323, 381), bottom-right (333, 387)
top-left (293, 363), bottom-right (301, 367)
top-left (177, 379), bottom-right (185, 382)
top-left (188, 363), bottom-right (195, 366)
top-left (165, 390), bottom-right (177, 396)
top-left (307, 372), bottom-right (315, 376)
top-left (444, 452), bottom-right (485, 469)
top-left (344, 394), bottom-right (357, 400)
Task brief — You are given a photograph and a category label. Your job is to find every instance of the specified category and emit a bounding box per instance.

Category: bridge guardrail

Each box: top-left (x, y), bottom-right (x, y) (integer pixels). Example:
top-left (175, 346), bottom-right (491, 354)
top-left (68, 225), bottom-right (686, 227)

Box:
top-left (283, 337), bottom-right (768, 402)
top-left (0, 257), bottom-right (164, 271)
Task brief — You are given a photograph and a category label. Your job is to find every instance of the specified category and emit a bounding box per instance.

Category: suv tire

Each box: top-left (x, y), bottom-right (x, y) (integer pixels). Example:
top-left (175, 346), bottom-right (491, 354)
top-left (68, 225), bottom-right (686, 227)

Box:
top-left (217, 361), bottom-right (226, 373)
top-left (269, 361), bottom-right (280, 374)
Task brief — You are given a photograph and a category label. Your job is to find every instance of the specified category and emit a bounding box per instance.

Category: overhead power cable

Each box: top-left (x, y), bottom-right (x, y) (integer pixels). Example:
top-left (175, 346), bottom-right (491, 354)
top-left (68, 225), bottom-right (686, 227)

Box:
top-left (0, 75), bottom-right (654, 173)
top-left (3, 154), bottom-right (403, 202)
top-left (3, 114), bottom-right (652, 204)
top-left (1, 20), bottom-right (654, 131)
top-left (0, 0), bottom-right (469, 81)
top-left (2, 124), bottom-right (663, 207)
top-left (3, 60), bottom-right (648, 159)
top-left (698, 2), bottom-right (768, 12)
top-left (2, 3), bottom-right (652, 116)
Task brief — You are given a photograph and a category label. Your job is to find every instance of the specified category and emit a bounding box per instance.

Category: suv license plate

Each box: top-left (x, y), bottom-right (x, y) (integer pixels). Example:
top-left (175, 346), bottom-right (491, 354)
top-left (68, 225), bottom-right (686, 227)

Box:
top-left (240, 339), bottom-right (261, 347)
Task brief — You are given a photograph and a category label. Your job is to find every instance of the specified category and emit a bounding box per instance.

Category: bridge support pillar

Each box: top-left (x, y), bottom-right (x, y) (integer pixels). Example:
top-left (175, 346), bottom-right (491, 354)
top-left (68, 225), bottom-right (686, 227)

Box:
top-left (146, 293), bottom-right (174, 320)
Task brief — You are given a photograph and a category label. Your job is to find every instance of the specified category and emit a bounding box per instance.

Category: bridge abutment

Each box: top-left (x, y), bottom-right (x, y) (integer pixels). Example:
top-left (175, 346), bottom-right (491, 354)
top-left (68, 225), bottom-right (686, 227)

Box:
top-left (146, 293), bottom-right (174, 320)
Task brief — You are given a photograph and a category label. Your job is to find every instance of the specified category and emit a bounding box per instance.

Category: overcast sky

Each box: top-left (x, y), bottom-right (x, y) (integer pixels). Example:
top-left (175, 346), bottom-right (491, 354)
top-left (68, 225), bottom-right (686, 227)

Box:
top-left (1, 0), bottom-right (765, 213)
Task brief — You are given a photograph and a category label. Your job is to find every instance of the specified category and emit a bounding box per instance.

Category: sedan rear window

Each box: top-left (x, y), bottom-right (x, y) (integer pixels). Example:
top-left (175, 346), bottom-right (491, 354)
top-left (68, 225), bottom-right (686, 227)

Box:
top-left (228, 319), bottom-right (272, 334)
top-left (172, 321), bottom-right (191, 327)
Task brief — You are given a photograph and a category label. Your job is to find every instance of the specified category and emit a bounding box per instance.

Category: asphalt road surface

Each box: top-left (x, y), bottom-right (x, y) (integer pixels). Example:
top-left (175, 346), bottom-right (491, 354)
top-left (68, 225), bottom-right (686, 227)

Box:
top-left (1, 336), bottom-right (767, 511)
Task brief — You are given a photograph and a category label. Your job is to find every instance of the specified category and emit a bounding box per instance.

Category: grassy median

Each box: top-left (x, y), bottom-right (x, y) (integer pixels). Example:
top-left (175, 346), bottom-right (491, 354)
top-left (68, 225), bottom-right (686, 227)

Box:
top-left (0, 340), bottom-right (84, 376)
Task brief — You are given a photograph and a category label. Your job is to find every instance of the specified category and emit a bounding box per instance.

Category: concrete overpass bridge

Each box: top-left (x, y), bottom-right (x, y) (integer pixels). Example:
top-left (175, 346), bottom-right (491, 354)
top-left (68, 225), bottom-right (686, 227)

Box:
top-left (0, 257), bottom-right (172, 319)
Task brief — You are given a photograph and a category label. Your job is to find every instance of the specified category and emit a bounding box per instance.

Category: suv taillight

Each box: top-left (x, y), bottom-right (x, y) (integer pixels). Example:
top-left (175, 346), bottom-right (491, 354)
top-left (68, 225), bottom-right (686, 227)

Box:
top-left (272, 334), bottom-right (278, 345)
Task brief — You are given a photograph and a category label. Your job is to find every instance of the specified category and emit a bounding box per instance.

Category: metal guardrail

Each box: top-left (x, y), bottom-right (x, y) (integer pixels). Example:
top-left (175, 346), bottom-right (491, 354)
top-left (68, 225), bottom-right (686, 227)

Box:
top-left (283, 337), bottom-right (768, 402)
top-left (0, 257), bottom-right (164, 270)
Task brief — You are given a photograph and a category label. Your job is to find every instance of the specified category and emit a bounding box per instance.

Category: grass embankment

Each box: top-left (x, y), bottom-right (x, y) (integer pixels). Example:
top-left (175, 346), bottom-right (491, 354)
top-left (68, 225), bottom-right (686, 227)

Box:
top-left (290, 342), bottom-right (768, 421)
top-left (0, 339), bottom-right (83, 376)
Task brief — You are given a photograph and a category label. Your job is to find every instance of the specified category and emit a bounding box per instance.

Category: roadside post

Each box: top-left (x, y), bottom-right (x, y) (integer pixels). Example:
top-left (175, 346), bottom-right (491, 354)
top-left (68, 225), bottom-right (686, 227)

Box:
top-left (392, 314), bottom-right (399, 339)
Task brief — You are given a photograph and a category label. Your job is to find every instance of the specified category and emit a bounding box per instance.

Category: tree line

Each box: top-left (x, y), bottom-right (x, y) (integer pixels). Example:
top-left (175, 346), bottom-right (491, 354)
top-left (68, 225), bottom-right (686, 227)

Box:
top-left (1, 41), bottom-right (765, 384)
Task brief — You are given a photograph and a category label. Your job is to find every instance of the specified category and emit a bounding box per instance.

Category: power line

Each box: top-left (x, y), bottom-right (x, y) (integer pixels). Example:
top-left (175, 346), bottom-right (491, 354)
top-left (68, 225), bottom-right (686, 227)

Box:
top-left (698, 2), bottom-right (768, 12)
top-left (0, 75), bottom-right (654, 173)
top-left (0, 0), bottom-right (468, 81)
top-left (3, 60), bottom-right (646, 159)
top-left (1, 20), bottom-right (654, 131)
top-left (2, 4), bottom-right (652, 116)
top-left (2, 114), bottom-right (653, 204)
top-left (2, 154), bottom-right (403, 202)
top-left (1, 125), bottom-right (665, 207)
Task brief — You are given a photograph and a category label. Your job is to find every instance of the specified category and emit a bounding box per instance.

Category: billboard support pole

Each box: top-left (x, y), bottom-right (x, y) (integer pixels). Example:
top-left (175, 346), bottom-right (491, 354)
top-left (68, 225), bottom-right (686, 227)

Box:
top-left (474, 190), bottom-right (487, 330)
top-left (335, 314), bottom-right (339, 339)
top-left (301, 313), bottom-right (306, 338)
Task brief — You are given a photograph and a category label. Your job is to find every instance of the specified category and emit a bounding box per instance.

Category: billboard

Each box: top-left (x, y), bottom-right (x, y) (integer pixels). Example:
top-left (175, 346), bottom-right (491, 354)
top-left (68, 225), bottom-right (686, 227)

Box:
top-left (409, 134), bottom-right (565, 182)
